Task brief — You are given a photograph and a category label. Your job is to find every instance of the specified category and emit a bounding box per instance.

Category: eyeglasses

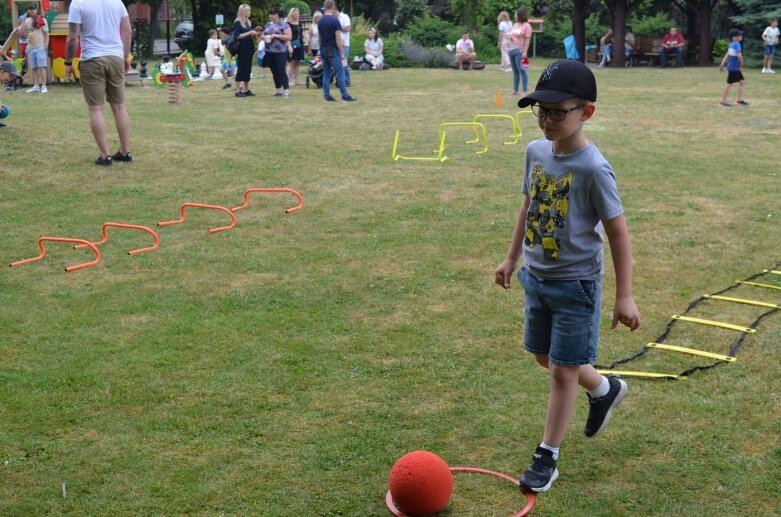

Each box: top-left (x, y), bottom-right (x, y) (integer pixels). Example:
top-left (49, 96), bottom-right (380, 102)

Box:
top-left (531, 103), bottom-right (585, 122)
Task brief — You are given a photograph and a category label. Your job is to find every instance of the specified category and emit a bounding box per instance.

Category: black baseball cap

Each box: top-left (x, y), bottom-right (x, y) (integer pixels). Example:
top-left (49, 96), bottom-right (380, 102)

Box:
top-left (27, 3), bottom-right (37, 10)
top-left (728, 28), bottom-right (743, 38)
top-left (518, 59), bottom-right (597, 108)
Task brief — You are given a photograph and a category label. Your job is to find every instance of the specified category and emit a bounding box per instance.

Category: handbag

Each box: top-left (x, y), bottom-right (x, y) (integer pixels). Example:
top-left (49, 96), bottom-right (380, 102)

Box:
top-left (291, 39), bottom-right (301, 49)
top-left (225, 34), bottom-right (241, 56)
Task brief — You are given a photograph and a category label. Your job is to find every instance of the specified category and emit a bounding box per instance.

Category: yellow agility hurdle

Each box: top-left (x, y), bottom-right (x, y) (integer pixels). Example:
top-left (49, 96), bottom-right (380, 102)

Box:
top-left (645, 343), bottom-right (737, 362)
top-left (391, 129), bottom-right (448, 162)
top-left (436, 122), bottom-right (489, 158)
top-left (515, 109), bottom-right (534, 136)
top-left (764, 269), bottom-right (781, 275)
top-left (468, 114), bottom-right (522, 145)
top-left (671, 315), bottom-right (756, 333)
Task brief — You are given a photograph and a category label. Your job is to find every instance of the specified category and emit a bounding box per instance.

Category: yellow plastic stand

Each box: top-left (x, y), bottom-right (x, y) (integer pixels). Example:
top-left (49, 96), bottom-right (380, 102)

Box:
top-left (470, 114), bottom-right (522, 145)
top-left (671, 315), bottom-right (756, 333)
top-left (703, 294), bottom-right (780, 309)
top-left (646, 343), bottom-right (737, 362)
top-left (391, 129), bottom-right (448, 162)
top-left (764, 269), bottom-right (781, 275)
top-left (436, 122), bottom-right (489, 157)
top-left (596, 370), bottom-right (684, 380)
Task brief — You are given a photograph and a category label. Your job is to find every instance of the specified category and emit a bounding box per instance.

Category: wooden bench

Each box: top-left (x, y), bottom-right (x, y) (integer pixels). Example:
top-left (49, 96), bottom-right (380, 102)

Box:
top-left (630, 37), bottom-right (699, 66)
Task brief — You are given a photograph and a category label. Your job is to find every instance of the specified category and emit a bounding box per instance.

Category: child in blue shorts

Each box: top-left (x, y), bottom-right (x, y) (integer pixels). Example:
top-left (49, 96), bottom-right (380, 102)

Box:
top-left (719, 29), bottom-right (749, 107)
top-left (494, 60), bottom-right (641, 493)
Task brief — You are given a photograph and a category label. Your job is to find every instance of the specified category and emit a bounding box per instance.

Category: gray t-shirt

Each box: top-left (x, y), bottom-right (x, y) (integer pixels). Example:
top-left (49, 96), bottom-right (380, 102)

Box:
top-left (521, 138), bottom-right (623, 280)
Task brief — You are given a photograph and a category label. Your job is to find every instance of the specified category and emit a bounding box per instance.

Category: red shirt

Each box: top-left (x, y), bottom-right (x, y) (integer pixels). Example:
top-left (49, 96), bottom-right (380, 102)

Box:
top-left (662, 32), bottom-right (684, 47)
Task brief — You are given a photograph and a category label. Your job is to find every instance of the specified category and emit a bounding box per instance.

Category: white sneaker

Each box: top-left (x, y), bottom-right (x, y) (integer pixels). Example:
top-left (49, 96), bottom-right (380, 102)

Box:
top-left (26, 85), bottom-right (41, 93)
top-left (40, 85), bottom-right (48, 93)
top-left (762, 68), bottom-right (768, 73)
top-left (769, 69), bottom-right (776, 74)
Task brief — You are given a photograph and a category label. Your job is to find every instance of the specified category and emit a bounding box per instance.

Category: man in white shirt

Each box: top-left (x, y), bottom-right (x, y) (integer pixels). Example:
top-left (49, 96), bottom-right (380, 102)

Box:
top-left (65, 0), bottom-right (133, 166)
top-left (455, 32), bottom-right (476, 70)
top-left (338, 6), bottom-right (351, 84)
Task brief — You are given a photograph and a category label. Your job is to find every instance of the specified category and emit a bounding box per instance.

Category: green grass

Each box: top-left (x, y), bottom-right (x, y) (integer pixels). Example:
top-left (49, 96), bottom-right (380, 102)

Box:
top-left (1, 62), bottom-right (780, 516)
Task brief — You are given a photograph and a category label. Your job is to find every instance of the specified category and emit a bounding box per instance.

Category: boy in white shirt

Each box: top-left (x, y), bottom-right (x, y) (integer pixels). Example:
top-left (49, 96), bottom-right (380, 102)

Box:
top-left (455, 32), bottom-right (476, 70)
top-left (762, 19), bottom-right (779, 73)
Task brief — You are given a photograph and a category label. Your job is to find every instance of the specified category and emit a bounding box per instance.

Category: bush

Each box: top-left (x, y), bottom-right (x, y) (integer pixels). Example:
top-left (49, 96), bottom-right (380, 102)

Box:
top-left (629, 13), bottom-right (675, 39)
top-left (382, 33), bottom-right (407, 68)
top-left (280, 0), bottom-right (312, 15)
top-left (400, 38), bottom-right (454, 68)
top-left (403, 12), bottom-right (463, 48)
top-left (712, 39), bottom-right (728, 62)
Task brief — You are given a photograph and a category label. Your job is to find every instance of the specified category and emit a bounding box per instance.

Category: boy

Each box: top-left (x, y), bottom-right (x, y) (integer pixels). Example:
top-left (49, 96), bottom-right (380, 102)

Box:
top-left (762, 19), bottom-right (779, 73)
top-left (494, 59), bottom-right (640, 493)
top-left (204, 29), bottom-right (231, 89)
top-left (719, 29), bottom-right (748, 107)
top-left (22, 3), bottom-right (49, 93)
top-left (0, 61), bottom-right (22, 128)
top-left (455, 32), bottom-right (476, 69)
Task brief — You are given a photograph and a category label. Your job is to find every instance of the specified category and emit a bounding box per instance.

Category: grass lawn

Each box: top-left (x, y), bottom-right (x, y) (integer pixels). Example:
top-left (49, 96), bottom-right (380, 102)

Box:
top-left (1, 60), bottom-right (780, 516)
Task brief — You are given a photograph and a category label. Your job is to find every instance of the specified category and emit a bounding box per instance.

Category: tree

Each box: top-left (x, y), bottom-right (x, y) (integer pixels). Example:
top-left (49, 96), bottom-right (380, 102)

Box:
top-left (603, 0), bottom-right (644, 67)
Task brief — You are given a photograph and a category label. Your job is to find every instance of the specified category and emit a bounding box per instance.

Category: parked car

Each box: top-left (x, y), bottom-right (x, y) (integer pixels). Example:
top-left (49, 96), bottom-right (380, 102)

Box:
top-left (174, 21), bottom-right (193, 49)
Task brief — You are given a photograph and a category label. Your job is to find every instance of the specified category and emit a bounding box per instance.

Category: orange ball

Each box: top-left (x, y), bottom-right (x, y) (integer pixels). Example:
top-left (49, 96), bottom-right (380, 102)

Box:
top-left (388, 450), bottom-right (454, 515)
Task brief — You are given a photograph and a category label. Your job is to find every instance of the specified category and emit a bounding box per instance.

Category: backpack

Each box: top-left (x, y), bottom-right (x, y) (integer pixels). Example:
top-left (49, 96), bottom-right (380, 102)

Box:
top-left (224, 34), bottom-right (241, 56)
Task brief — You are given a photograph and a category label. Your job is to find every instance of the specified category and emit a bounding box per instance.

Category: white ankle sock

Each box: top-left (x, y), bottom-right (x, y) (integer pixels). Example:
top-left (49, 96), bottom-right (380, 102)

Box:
top-left (588, 376), bottom-right (611, 398)
top-left (539, 442), bottom-right (559, 460)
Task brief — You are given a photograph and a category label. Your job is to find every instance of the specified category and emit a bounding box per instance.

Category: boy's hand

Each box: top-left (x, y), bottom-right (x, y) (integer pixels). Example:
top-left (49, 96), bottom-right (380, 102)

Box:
top-left (494, 258), bottom-right (517, 289)
top-left (611, 296), bottom-right (640, 331)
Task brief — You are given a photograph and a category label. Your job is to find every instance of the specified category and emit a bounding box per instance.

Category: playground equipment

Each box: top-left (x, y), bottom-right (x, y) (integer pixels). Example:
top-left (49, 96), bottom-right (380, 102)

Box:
top-left (232, 188), bottom-right (304, 214)
top-left (73, 222), bottom-right (160, 255)
top-left (596, 265), bottom-right (780, 379)
top-left (158, 202), bottom-right (237, 234)
top-left (150, 52), bottom-right (195, 104)
top-left (10, 236), bottom-right (101, 272)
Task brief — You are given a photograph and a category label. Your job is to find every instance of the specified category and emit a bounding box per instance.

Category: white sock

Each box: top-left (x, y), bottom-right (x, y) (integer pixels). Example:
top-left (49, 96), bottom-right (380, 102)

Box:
top-left (539, 442), bottom-right (559, 461)
top-left (588, 375), bottom-right (611, 398)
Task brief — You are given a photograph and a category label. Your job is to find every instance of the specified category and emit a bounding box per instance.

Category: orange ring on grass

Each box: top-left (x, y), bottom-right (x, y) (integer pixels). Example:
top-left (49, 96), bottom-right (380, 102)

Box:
top-left (385, 466), bottom-right (536, 516)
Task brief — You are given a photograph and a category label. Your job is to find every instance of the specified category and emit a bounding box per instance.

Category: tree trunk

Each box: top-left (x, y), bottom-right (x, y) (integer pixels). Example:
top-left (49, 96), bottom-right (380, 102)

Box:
top-left (612, 1), bottom-right (628, 68)
top-left (573, 0), bottom-right (589, 63)
top-left (697, 0), bottom-right (713, 65)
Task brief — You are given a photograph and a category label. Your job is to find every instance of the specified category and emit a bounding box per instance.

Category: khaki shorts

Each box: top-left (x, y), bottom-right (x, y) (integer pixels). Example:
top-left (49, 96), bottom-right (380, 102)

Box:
top-left (79, 56), bottom-right (125, 106)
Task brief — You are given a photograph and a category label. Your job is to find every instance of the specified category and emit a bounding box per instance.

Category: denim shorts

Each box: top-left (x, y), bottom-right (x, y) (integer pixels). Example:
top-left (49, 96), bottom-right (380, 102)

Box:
top-left (765, 45), bottom-right (776, 57)
top-left (28, 47), bottom-right (47, 68)
top-left (518, 267), bottom-right (602, 366)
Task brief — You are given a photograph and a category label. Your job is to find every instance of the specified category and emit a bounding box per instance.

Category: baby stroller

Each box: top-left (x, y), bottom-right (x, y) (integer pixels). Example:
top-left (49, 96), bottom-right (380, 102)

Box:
top-left (305, 55), bottom-right (335, 89)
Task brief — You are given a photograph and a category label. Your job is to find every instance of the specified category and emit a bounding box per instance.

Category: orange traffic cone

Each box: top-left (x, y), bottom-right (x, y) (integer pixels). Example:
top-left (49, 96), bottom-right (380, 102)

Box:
top-left (495, 90), bottom-right (503, 106)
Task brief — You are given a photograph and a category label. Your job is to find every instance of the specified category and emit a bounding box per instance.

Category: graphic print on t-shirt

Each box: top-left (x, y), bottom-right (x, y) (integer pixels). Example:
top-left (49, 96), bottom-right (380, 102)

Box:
top-left (525, 164), bottom-right (572, 262)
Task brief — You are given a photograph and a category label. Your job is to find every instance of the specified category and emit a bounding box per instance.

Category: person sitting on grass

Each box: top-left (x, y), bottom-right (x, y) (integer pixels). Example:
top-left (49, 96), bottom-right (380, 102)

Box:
top-left (455, 32), bottom-right (476, 70)
top-left (0, 60), bottom-right (22, 128)
top-left (718, 29), bottom-right (749, 107)
top-left (363, 28), bottom-right (384, 70)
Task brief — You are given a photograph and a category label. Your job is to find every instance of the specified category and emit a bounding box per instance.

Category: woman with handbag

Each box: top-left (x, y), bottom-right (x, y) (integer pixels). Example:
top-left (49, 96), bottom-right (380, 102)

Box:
top-left (263, 7), bottom-right (292, 97)
top-left (508, 9), bottom-right (532, 96)
top-left (286, 8), bottom-right (305, 86)
top-left (233, 4), bottom-right (260, 97)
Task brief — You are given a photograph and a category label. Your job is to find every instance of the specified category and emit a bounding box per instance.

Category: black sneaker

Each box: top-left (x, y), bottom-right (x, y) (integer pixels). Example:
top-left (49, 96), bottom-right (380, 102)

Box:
top-left (0, 122), bottom-right (8, 129)
top-left (95, 155), bottom-right (112, 166)
top-left (519, 447), bottom-right (559, 493)
top-left (111, 150), bottom-right (133, 162)
top-left (341, 95), bottom-right (357, 102)
top-left (324, 96), bottom-right (337, 102)
top-left (222, 83), bottom-right (232, 89)
top-left (244, 90), bottom-right (255, 96)
top-left (235, 91), bottom-right (246, 97)
top-left (585, 377), bottom-right (627, 438)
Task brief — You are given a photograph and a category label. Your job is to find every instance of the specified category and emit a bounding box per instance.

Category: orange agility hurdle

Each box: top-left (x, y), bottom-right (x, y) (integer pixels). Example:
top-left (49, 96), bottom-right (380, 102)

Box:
top-left (74, 222), bottom-right (160, 255)
top-left (232, 188), bottom-right (304, 214)
top-left (158, 202), bottom-right (237, 234)
top-left (10, 237), bottom-right (101, 272)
